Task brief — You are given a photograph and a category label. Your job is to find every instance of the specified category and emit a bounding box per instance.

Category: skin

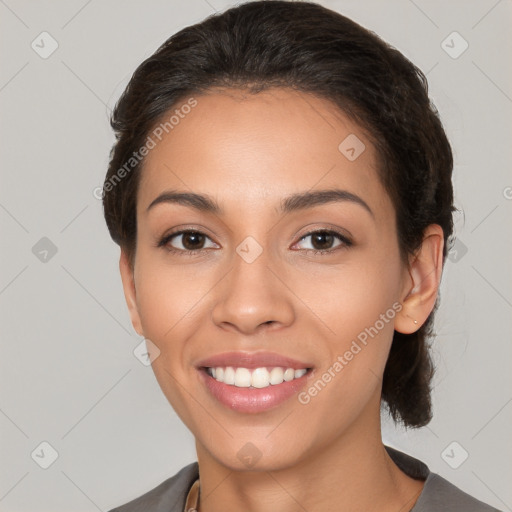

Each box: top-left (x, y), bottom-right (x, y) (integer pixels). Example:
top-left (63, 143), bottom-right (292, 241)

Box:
top-left (119, 88), bottom-right (444, 512)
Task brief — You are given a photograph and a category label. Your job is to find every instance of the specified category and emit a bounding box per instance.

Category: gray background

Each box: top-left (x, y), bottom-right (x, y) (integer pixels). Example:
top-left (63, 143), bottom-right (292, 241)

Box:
top-left (1, 0), bottom-right (511, 510)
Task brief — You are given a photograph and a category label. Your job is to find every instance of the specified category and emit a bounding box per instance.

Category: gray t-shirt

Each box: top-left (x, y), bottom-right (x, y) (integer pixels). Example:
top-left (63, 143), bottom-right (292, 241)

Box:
top-left (108, 446), bottom-right (501, 511)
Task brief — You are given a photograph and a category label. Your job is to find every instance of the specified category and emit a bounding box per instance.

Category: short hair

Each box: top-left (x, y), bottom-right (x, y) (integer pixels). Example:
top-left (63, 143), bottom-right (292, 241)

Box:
top-left (103, 0), bottom-right (455, 428)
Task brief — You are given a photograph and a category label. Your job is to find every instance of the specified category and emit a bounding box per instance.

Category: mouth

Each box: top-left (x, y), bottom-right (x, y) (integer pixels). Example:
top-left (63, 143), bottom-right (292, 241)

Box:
top-left (202, 365), bottom-right (311, 389)
top-left (195, 352), bottom-right (314, 413)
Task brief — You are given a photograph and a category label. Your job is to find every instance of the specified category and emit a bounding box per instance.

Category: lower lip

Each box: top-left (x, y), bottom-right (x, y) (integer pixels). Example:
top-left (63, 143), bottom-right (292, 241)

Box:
top-left (198, 368), bottom-right (311, 413)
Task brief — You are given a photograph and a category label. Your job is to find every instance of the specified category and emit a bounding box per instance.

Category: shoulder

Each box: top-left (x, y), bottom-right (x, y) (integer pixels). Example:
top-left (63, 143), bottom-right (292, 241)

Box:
top-left (414, 472), bottom-right (502, 512)
top-left (107, 461), bottom-right (199, 512)
top-left (106, 452), bottom-right (501, 512)
top-left (385, 446), bottom-right (500, 512)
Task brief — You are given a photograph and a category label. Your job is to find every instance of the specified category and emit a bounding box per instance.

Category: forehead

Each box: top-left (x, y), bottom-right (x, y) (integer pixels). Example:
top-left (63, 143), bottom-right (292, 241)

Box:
top-left (138, 88), bottom-right (391, 217)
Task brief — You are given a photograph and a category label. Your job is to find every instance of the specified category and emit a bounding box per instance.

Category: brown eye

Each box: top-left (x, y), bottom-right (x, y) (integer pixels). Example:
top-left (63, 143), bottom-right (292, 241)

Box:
top-left (294, 229), bottom-right (352, 254)
top-left (310, 232), bottom-right (336, 250)
top-left (158, 230), bottom-right (218, 254)
top-left (180, 232), bottom-right (206, 250)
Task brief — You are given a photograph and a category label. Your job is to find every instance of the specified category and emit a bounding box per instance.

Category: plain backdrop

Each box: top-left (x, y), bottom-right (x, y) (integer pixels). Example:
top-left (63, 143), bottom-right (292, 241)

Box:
top-left (1, 1), bottom-right (511, 510)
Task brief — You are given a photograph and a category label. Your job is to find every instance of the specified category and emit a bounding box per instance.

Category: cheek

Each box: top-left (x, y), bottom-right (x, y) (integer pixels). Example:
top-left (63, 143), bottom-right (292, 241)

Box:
top-left (289, 246), bottom-right (404, 410)
top-left (134, 254), bottom-right (206, 341)
top-left (292, 249), bottom-right (402, 340)
top-left (133, 257), bottom-right (199, 425)
top-left (294, 260), bottom-right (402, 440)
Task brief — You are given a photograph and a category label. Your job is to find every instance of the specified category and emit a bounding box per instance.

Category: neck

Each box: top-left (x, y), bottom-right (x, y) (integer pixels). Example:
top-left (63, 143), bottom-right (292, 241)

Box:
top-left (194, 396), bottom-right (424, 512)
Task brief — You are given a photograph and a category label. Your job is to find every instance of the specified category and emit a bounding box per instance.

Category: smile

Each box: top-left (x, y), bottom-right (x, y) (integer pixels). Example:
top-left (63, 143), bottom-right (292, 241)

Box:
top-left (198, 366), bottom-right (313, 413)
top-left (205, 366), bottom-right (309, 388)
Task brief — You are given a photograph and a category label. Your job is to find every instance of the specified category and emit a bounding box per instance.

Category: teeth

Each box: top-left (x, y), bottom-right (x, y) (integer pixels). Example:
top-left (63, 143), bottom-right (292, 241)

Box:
top-left (223, 366), bottom-right (236, 385)
top-left (251, 368), bottom-right (269, 389)
top-left (234, 368), bottom-right (251, 387)
top-left (207, 366), bottom-right (309, 388)
top-left (283, 368), bottom-right (295, 381)
top-left (269, 367), bottom-right (284, 385)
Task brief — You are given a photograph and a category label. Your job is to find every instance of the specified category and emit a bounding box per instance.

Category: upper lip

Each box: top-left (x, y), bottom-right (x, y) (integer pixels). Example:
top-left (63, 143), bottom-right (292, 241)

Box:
top-left (196, 351), bottom-right (313, 370)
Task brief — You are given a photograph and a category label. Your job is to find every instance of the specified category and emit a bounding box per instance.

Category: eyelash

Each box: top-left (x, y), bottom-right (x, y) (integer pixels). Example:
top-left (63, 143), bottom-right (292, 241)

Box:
top-left (157, 228), bottom-right (353, 257)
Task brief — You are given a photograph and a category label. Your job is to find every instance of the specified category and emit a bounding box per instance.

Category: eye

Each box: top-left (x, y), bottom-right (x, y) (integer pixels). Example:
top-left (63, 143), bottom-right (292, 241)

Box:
top-left (293, 229), bottom-right (352, 255)
top-left (158, 229), bottom-right (218, 255)
top-left (157, 228), bottom-right (352, 256)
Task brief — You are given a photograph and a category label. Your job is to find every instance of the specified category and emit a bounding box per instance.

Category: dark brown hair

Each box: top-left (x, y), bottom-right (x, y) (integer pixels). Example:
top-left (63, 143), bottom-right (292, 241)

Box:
top-left (103, 0), bottom-right (454, 427)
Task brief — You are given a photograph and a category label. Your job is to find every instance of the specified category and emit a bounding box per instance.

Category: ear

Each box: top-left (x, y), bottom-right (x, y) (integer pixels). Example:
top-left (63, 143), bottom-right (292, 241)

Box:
top-left (119, 248), bottom-right (144, 336)
top-left (395, 224), bottom-right (445, 334)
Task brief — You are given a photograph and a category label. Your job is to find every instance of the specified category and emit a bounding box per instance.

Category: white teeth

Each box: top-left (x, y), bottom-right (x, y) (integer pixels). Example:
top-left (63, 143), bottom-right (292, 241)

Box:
top-left (206, 366), bottom-right (308, 388)
top-left (234, 368), bottom-right (252, 387)
top-left (215, 367), bottom-right (224, 382)
top-left (269, 367), bottom-right (284, 385)
top-left (283, 368), bottom-right (295, 382)
top-left (251, 368), bottom-right (269, 388)
top-left (223, 366), bottom-right (236, 385)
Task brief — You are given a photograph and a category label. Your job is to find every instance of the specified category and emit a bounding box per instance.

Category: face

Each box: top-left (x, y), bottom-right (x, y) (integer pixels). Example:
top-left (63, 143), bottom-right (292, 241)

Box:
top-left (121, 88), bottom-right (414, 471)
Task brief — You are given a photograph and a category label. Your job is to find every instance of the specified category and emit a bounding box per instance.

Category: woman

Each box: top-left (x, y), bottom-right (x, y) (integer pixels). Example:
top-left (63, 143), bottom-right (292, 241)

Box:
top-left (102, 1), bottom-right (499, 510)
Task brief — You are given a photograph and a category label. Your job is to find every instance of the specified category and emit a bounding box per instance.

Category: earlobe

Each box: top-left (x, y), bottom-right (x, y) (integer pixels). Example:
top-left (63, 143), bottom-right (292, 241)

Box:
top-left (395, 225), bottom-right (445, 335)
top-left (119, 249), bottom-right (144, 336)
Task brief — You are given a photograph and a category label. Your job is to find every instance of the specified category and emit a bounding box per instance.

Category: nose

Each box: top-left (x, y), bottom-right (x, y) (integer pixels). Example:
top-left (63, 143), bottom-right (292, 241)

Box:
top-left (210, 245), bottom-right (295, 335)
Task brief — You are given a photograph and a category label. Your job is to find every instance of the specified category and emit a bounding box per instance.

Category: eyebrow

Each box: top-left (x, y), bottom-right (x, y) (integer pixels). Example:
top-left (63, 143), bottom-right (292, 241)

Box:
top-left (146, 188), bottom-right (373, 217)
